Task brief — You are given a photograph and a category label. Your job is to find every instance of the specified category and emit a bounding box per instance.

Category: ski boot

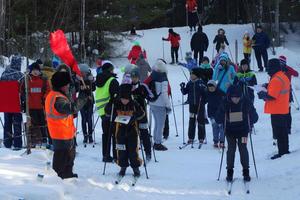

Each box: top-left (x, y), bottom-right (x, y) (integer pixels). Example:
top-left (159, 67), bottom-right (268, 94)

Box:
top-left (226, 169), bottom-right (234, 182)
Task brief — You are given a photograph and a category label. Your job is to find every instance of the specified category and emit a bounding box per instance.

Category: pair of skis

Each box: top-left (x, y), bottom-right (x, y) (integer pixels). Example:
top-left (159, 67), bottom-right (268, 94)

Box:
top-left (227, 179), bottom-right (250, 195)
top-left (179, 142), bottom-right (202, 149)
top-left (115, 175), bottom-right (140, 187)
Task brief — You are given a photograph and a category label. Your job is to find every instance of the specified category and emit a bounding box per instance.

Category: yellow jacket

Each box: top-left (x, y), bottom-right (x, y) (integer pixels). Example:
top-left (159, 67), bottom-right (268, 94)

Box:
top-left (243, 37), bottom-right (252, 54)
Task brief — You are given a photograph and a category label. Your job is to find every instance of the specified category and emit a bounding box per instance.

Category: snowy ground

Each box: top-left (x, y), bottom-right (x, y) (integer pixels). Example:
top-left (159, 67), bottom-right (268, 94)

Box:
top-left (1, 24), bottom-right (300, 200)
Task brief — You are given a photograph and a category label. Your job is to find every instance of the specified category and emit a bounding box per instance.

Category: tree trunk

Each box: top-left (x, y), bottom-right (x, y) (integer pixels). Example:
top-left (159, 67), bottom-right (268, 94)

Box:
top-left (0, 0), bottom-right (6, 55)
top-left (275, 0), bottom-right (280, 46)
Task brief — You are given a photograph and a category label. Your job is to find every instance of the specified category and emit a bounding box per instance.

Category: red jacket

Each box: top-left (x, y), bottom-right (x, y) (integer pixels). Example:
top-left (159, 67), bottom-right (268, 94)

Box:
top-left (285, 65), bottom-right (298, 81)
top-left (27, 75), bottom-right (50, 109)
top-left (186, 0), bottom-right (197, 12)
top-left (128, 45), bottom-right (147, 64)
top-left (165, 33), bottom-right (181, 48)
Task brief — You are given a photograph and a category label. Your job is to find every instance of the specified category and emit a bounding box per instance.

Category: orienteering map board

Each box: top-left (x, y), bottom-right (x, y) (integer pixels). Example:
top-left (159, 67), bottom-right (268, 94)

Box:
top-left (0, 81), bottom-right (21, 113)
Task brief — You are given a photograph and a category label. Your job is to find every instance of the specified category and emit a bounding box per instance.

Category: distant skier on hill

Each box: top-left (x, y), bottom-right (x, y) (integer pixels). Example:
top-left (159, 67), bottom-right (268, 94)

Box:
top-left (186, 0), bottom-right (198, 32)
top-left (162, 29), bottom-right (181, 64)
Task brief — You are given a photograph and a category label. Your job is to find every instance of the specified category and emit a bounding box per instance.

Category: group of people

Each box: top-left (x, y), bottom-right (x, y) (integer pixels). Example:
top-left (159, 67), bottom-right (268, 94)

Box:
top-left (0, 22), bottom-right (297, 183)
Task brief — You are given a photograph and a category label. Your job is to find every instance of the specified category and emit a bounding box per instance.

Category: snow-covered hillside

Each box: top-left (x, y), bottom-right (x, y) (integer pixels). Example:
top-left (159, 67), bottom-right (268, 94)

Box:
top-left (1, 24), bottom-right (300, 200)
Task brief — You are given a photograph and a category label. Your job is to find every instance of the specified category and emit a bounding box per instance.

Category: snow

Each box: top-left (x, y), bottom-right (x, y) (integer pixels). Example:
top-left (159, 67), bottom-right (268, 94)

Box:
top-left (1, 24), bottom-right (300, 199)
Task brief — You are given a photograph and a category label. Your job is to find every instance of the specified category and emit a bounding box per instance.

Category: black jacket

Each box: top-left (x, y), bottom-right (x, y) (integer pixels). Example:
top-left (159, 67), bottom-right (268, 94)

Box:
top-left (213, 34), bottom-right (229, 50)
top-left (190, 31), bottom-right (209, 52)
top-left (181, 79), bottom-right (207, 106)
top-left (207, 89), bottom-right (225, 119)
top-left (215, 97), bottom-right (258, 138)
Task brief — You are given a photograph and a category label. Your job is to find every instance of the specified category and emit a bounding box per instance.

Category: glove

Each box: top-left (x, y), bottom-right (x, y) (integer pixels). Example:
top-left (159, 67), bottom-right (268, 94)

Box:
top-left (210, 118), bottom-right (216, 124)
top-left (262, 83), bottom-right (268, 88)
top-left (166, 107), bottom-right (172, 114)
top-left (257, 91), bottom-right (268, 100)
top-left (180, 82), bottom-right (185, 89)
top-left (162, 37), bottom-right (165, 41)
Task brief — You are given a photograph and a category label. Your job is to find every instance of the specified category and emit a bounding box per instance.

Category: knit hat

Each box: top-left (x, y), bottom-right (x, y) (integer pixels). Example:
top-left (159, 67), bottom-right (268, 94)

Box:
top-left (133, 41), bottom-right (140, 47)
top-left (240, 59), bottom-right (249, 66)
top-left (29, 62), bottom-right (41, 72)
top-left (227, 85), bottom-right (242, 98)
top-left (279, 55), bottom-right (287, 65)
top-left (119, 84), bottom-right (132, 99)
top-left (43, 59), bottom-right (53, 68)
top-left (185, 51), bottom-right (193, 60)
top-left (130, 67), bottom-right (140, 78)
top-left (191, 68), bottom-right (202, 78)
top-left (51, 71), bottom-right (71, 89)
top-left (207, 80), bottom-right (217, 87)
top-left (266, 58), bottom-right (281, 76)
top-left (101, 62), bottom-right (114, 72)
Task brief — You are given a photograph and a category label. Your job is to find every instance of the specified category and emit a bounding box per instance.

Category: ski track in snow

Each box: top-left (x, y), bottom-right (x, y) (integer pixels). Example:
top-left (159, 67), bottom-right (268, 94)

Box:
top-left (1, 24), bottom-right (300, 200)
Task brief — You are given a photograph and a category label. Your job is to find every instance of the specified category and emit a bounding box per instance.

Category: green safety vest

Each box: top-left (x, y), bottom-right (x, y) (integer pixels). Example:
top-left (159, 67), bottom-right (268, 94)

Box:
top-left (95, 77), bottom-right (114, 116)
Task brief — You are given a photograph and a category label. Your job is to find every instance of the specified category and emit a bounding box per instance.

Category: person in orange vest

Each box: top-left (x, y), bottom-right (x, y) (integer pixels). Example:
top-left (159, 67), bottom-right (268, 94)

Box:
top-left (257, 59), bottom-right (290, 160)
top-left (45, 71), bottom-right (88, 179)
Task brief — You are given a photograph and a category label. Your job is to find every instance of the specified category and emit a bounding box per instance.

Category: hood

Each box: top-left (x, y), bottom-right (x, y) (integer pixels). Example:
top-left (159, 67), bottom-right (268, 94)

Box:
top-left (96, 71), bottom-right (116, 87)
top-left (10, 56), bottom-right (22, 71)
top-left (131, 45), bottom-right (142, 52)
top-left (218, 52), bottom-right (229, 62)
top-left (153, 59), bottom-right (167, 73)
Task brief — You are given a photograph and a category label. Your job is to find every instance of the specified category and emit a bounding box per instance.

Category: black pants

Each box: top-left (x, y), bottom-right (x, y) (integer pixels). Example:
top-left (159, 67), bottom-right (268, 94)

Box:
top-left (53, 145), bottom-right (76, 179)
top-left (140, 129), bottom-right (152, 155)
top-left (101, 116), bottom-right (117, 159)
top-left (286, 107), bottom-right (292, 135)
top-left (188, 12), bottom-right (198, 30)
top-left (29, 109), bottom-right (47, 144)
top-left (80, 104), bottom-right (94, 139)
top-left (194, 50), bottom-right (204, 65)
top-left (115, 125), bottom-right (141, 168)
top-left (171, 47), bottom-right (179, 63)
top-left (271, 114), bottom-right (289, 155)
top-left (243, 53), bottom-right (251, 64)
top-left (254, 48), bottom-right (268, 70)
top-left (3, 113), bottom-right (23, 148)
top-left (163, 114), bottom-right (169, 139)
top-left (226, 136), bottom-right (249, 170)
top-left (188, 104), bottom-right (206, 141)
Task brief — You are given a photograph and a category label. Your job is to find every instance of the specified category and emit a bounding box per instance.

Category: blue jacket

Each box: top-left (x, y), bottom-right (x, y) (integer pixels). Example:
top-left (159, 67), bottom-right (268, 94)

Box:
top-left (212, 53), bottom-right (236, 93)
top-left (181, 79), bottom-right (206, 106)
top-left (207, 88), bottom-right (225, 119)
top-left (178, 58), bottom-right (198, 71)
top-left (252, 32), bottom-right (270, 51)
top-left (1, 56), bottom-right (24, 81)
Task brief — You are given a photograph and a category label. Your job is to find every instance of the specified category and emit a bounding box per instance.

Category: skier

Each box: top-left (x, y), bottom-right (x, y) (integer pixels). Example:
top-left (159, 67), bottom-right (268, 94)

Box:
top-left (128, 41), bottom-right (147, 65)
top-left (190, 25), bottom-right (209, 65)
top-left (258, 59), bottom-right (290, 159)
top-left (213, 28), bottom-right (229, 53)
top-left (144, 59), bottom-right (171, 151)
top-left (131, 68), bottom-right (154, 162)
top-left (45, 71), bottom-right (89, 179)
top-left (0, 56), bottom-right (24, 150)
top-left (178, 51), bottom-right (198, 71)
top-left (130, 24), bottom-right (137, 35)
top-left (234, 59), bottom-right (257, 103)
top-left (243, 32), bottom-right (252, 64)
top-left (215, 85), bottom-right (258, 182)
top-left (199, 56), bottom-right (213, 84)
top-left (186, 0), bottom-right (198, 32)
top-left (180, 68), bottom-right (207, 144)
top-left (26, 62), bottom-right (50, 146)
top-left (136, 54), bottom-right (152, 82)
top-left (95, 61), bottom-right (120, 162)
top-left (279, 55), bottom-right (299, 135)
top-left (252, 25), bottom-right (270, 72)
top-left (79, 66), bottom-right (95, 144)
top-left (162, 28), bottom-right (181, 64)
top-left (105, 83), bottom-right (144, 177)
top-left (212, 53), bottom-right (236, 94)
top-left (206, 80), bottom-right (226, 148)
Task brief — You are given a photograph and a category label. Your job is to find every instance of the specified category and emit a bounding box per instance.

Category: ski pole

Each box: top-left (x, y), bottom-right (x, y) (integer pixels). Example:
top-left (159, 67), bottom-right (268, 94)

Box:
top-left (248, 114), bottom-right (258, 179)
top-left (0, 117), bottom-right (4, 130)
top-left (179, 45), bottom-right (183, 61)
top-left (92, 114), bottom-right (100, 148)
top-left (103, 103), bottom-right (114, 175)
top-left (137, 129), bottom-right (149, 179)
top-left (162, 41), bottom-right (165, 60)
top-left (212, 46), bottom-right (215, 61)
top-left (186, 7), bottom-right (188, 29)
top-left (292, 88), bottom-right (300, 110)
top-left (217, 114), bottom-right (227, 181)
top-left (170, 95), bottom-right (179, 137)
top-left (148, 108), bottom-right (158, 162)
top-left (182, 94), bottom-right (186, 145)
top-left (178, 64), bottom-right (189, 81)
top-left (227, 45), bottom-right (234, 63)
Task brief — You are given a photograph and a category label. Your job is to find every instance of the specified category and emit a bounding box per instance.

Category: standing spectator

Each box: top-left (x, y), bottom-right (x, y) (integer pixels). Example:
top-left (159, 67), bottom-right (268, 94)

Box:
top-left (0, 56), bottom-right (24, 150)
top-left (190, 25), bottom-right (209, 65)
top-left (258, 59), bottom-right (290, 159)
top-left (144, 59), bottom-right (171, 151)
top-left (186, 0), bottom-right (198, 32)
top-left (252, 25), bottom-right (270, 72)
top-left (95, 62), bottom-right (119, 162)
top-left (279, 55), bottom-right (299, 135)
top-left (128, 42), bottom-right (147, 65)
top-left (45, 71), bottom-right (88, 179)
top-left (212, 53), bottom-right (236, 94)
top-left (213, 28), bottom-right (229, 53)
top-left (162, 28), bottom-right (181, 64)
top-left (243, 32), bottom-right (252, 64)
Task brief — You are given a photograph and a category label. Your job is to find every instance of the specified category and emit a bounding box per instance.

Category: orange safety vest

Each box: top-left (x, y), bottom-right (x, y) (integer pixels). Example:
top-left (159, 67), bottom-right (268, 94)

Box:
top-left (264, 71), bottom-right (290, 114)
top-left (45, 91), bottom-right (75, 140)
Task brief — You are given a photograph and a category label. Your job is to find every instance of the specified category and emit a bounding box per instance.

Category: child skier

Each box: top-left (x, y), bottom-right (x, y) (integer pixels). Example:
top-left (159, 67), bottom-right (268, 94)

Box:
top-left (215, 85), bottom-right (258, 182)
top-left (180, 68), bottom-right (207, 144)
top-left (234, 59), bottom-right (257, 103)
top-left (178, 51), bottom-right (198, 71)
top-left (243, 32), bottom-right (252, 64)
top-left (131, 68), bottom-right (154, 162)
top-left (105, 83), bottom-right (145, 177)
top-left (213, 28), bottom-right (229, 53)
top-left (128, 41), bottom-right (147, 65)
top-left (199, 56), bottom-right (213, 84)
top-left (206, 80), bottom-right (225, 148)
top-left (162, 29), bottom-right (181, 64)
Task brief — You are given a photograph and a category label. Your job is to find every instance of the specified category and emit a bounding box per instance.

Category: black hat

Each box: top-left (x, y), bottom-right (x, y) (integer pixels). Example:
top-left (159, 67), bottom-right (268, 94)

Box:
top-left (168, 28), bottom-right (174, 34)
top-left (240, 59), bottom-right (249, 66)
top-left (266, 58), bottom-right (281, 76)
top-left (130, 68), bottom-right (140, 78)
top-left (198, 25), bottom-right (203, 32)
top-left (191, 68), bottom-right (202, 78)
top-left (102, 62), bottom-right (114, 72)
top-left (256, 24), bottom-right (262, 29)
top-left (51, 71), bottom-right (71, 89)
top-left (202, 56), bottom-right (210, 63)
top-left (30, 62), bottom-right (41, 72)
top-left (119, 84), bottom-right (132, 99)
top-left (36, 59), bottom-right (43, 65)
top-left (227, 85), bottom-right (242, 98)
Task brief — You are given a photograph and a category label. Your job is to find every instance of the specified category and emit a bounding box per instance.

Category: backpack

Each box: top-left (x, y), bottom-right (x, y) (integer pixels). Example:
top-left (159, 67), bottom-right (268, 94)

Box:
top-left (147, 80), bottom-right (161, 102)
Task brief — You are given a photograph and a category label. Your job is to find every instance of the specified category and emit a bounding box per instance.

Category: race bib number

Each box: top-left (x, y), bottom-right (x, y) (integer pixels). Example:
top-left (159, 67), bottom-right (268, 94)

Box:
top-left (116, 144), bottom-right (126, 151)
top-left (229, 112), bottom-right (243, 122)
top-left (115, 115), bottom-right (131, 124)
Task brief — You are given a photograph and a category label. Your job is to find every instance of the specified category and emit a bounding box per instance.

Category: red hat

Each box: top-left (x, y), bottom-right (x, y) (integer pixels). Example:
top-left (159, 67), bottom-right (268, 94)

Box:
top-left (279, 55), bottom-right (287, 65)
